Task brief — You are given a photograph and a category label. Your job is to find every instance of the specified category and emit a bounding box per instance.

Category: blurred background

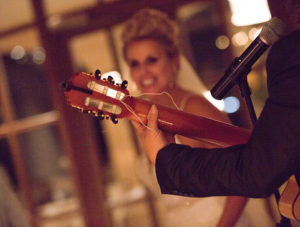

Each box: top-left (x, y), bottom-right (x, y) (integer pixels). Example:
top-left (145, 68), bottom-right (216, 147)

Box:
top-left (0, 0), bottom-right (280, 226)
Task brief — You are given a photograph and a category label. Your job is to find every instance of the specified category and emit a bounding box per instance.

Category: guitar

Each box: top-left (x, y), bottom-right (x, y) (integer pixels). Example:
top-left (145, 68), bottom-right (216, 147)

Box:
top-left (62, 71), bottom-right (299, 220)
top-left (61, 71), bottom-right (251, 147)
top-left (279, 175), bottom-right (300, 221)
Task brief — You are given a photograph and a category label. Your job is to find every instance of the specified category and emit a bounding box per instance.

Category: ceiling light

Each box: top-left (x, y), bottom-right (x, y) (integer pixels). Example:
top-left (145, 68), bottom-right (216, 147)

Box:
top-left (228, 0), bottom-right (271, 26)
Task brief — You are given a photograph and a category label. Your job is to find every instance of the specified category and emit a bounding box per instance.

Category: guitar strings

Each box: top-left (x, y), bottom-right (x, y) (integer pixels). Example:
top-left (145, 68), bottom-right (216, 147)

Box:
top-left (129, 91), bottom-right (181, 111)
top-left (119, 99), bottom-right (154, 132)
top-left (118, 91), bottom-right (180, 131)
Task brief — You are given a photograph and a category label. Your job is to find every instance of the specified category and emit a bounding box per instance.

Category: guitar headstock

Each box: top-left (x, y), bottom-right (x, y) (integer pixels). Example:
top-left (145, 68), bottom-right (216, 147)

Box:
top-left (62, 70), bottom-right (131, 124)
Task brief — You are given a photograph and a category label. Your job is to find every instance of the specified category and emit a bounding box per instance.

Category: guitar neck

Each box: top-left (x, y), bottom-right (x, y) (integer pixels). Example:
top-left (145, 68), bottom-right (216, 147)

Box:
top-left (125, 96), bottom-right (250, 147)
top-left (63, 72), bottom-right (250, 146)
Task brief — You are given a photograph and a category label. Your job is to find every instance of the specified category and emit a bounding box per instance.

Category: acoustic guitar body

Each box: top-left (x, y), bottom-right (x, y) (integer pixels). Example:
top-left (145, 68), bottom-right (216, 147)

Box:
top-left (279, 175), bottom-right (300, 221)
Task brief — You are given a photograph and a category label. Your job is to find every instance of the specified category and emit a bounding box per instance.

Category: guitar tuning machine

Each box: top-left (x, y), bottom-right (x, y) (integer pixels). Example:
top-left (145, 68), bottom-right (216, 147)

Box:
top-left (91, 111), bottom-right (99, 117)
top-left (95, 69), bottom-right (101, 80)
top-left (82, 109), bottom-right (95, 115)
top-left (97, 111), bottom-right (105, 120)
top-left (111, 114), bottom-right (118, 124)
top-left (121, 80), bottom-right (128, 90)
top-left (107, 75), bottom-right (115, 85)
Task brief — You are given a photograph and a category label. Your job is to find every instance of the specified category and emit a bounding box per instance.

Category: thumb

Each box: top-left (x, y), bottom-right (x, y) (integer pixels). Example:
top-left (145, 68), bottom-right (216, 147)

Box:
top-left (147, 105), bottom-right (159, 130)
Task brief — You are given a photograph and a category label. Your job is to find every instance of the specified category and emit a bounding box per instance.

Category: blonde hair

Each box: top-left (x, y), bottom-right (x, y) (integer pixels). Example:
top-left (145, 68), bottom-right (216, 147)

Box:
top-left (121, 8), bottom-right (180, 60)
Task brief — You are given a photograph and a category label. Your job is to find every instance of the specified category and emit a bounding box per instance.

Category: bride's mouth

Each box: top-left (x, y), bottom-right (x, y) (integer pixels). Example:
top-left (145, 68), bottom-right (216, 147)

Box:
top-left (142, 78), bottom-right (155, 86)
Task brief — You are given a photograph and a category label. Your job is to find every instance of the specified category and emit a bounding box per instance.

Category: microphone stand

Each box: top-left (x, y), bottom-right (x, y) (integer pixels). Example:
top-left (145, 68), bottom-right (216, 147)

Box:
top-left (237, 72), bottom-right (291, 227)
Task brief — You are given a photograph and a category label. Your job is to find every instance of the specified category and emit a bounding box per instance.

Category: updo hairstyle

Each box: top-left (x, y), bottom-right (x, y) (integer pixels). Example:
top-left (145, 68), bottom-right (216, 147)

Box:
top-left (121, 8), bottom-right (180, 60)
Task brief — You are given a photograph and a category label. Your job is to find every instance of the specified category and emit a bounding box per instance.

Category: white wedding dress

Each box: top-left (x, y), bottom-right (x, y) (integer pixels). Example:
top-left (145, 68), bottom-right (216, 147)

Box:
top-left (126, 55), bottom-right (276, 227)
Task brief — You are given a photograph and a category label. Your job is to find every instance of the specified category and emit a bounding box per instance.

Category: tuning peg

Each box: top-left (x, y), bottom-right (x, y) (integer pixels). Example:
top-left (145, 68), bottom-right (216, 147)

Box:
top-left (121, 80), bottom-right (128, 90)
top-left (92, 111), bottom-right (98, 117)
top-left (82, 109), bottom-right (89, 114)
top-left (105, 115), bottom-right (110, 120)
top-left (111, 114), bottom-right (118, 124)
top-left (95, 69), bottom-right (101, 80)
top-left (98, 111), bottom-right (105, 120)
top-left (60, 82), bottom-right (71, 91)
top-left (107, 75), bottom-right (115, 85)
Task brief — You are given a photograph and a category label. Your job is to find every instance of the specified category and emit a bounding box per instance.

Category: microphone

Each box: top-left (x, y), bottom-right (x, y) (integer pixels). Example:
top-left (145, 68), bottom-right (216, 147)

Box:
top-left (211, 17), bottom-right (286, 100)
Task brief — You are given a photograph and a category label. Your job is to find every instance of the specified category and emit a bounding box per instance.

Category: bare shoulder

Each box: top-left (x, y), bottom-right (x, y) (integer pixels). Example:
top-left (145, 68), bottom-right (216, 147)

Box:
top-left (183, 94), bottom-right (230, 123)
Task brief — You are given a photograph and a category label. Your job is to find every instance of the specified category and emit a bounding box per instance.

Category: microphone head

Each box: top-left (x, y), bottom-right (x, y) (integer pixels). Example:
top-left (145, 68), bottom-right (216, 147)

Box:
top-left (259, 17), bottom-right (286, 45)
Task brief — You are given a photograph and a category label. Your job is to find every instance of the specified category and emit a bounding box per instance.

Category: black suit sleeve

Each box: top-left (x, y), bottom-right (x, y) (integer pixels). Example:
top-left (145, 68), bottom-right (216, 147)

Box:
top-left (155, 30), bottom-right (300, 198)
top-left (156, 101), bottom-right (300, 198)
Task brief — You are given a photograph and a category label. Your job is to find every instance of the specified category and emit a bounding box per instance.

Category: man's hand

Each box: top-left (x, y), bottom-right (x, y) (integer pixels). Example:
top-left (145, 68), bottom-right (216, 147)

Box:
top-left (131, 105), bottom-right (174, 164)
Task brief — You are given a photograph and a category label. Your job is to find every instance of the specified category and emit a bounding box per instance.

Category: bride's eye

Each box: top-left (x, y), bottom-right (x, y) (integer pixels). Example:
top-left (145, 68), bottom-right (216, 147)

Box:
top-left (146, 56), bottom-right (158, 64)
top-left (129, 60), bottom-right (139, 68)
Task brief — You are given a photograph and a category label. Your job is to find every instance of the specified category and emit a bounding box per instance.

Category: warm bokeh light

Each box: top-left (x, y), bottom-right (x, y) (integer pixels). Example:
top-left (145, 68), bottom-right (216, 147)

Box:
top-left (10, 45), bottom-right (26, 60)
top-left (232, 31), bottom-right (249, 46)
top-left (228, 0), bottom-right (271, 26)
top-left (32, 47), bottom-right (46, 64)
top-left (47, 14), bottom-right (63, 27)
top-left (248, 27), bottom-right (262, 41)
top-left (215, 35), bottom-right (230, 50)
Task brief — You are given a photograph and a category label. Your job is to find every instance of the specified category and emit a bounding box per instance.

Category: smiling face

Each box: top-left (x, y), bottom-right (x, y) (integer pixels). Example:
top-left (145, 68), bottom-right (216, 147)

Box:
top-left (125, 39), bottom-right (179, 93)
